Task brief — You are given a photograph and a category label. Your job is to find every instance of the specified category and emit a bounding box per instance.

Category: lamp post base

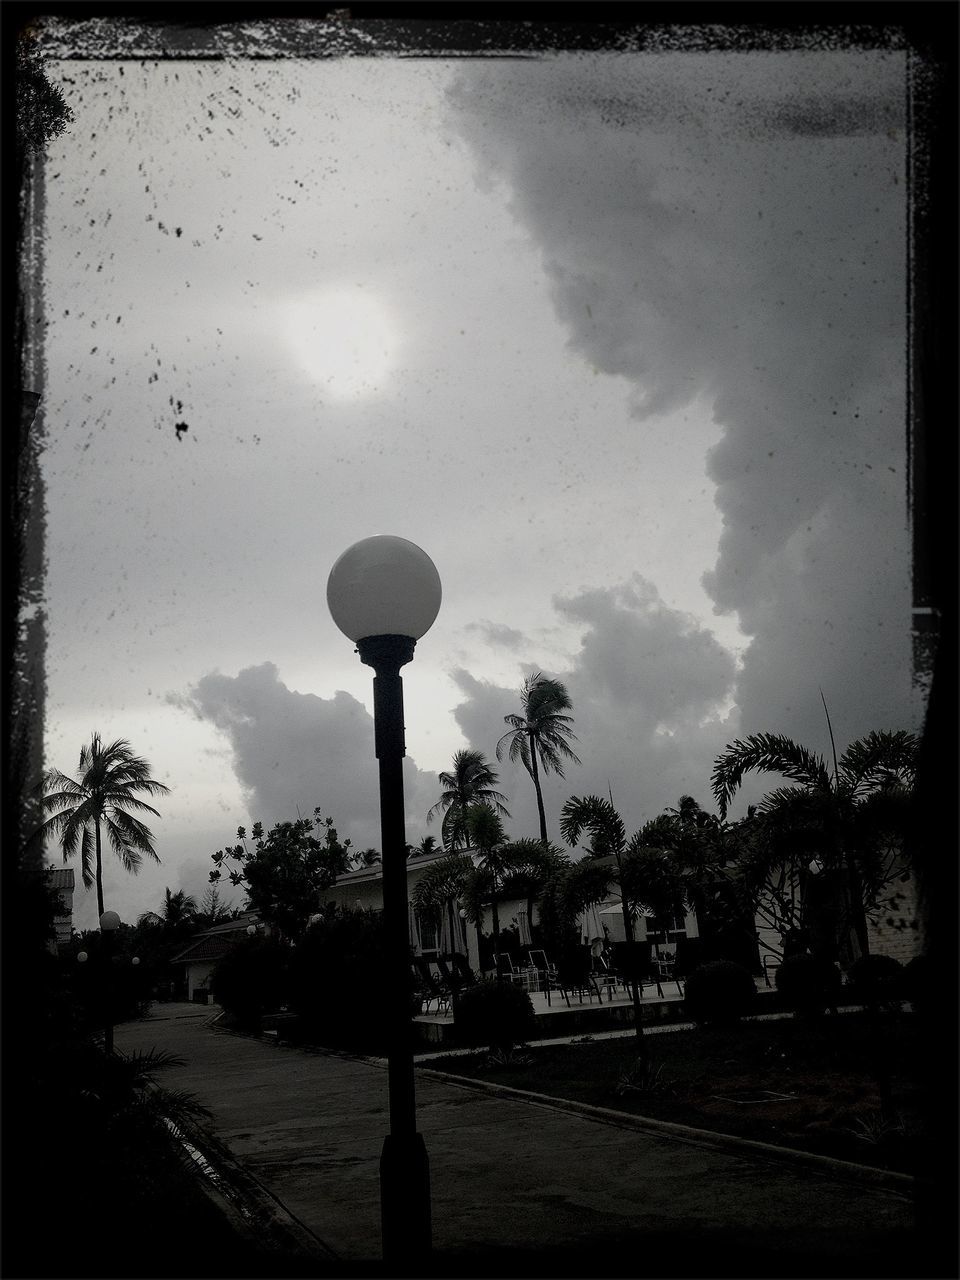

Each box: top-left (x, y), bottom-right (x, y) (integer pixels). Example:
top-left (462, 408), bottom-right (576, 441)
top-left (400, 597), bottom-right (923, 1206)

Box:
top-left (380, 1131), bottom-right (431, 1265)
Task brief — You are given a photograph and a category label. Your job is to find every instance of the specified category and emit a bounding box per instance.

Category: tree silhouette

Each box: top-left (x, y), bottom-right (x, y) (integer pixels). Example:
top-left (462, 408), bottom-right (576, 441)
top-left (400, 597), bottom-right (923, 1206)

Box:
top-left (497, 673), bottom-right (580, 844)
top-left (712, 724), bottom-right (918, 961)
top-left (426, 749), bottom-right (510, 849)
top-left (36, 733), bottom-right (170, 918)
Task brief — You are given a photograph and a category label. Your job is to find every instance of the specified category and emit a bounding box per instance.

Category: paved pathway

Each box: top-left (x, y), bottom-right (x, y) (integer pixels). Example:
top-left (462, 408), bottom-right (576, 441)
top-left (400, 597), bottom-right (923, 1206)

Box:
top-left (115, 1004), bottom-right (916, 1276)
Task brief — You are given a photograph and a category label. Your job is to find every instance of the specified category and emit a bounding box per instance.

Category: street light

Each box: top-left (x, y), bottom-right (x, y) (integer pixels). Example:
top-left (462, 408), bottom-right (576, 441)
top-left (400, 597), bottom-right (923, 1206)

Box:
top-left (327, 534), bottom-right (440, 1267)
top-left (100, 909), bottom-right (121, 1054)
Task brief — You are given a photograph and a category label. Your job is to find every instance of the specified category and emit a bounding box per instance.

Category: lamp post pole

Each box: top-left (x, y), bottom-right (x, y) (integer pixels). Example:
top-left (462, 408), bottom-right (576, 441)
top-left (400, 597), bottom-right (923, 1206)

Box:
top-left (327, 536), bottom-right (440, 1268)
top-left (358, 633), bottom-right (430, 1264)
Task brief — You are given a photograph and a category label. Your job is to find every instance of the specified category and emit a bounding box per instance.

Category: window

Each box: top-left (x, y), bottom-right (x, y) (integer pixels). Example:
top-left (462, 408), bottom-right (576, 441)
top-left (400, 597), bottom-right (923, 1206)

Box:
top-left (645, 915), bottom-right (687, 946)
top-left (417, 912), bottom-right (438, 954)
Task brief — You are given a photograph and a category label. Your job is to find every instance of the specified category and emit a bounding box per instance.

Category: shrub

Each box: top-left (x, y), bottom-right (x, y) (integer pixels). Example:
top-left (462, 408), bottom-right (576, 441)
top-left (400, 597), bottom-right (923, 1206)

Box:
top-left (65, 943), bottom-right (154, 1034)
top-left (287, 908), bottom-right (417, 1052)
top-left (454, 979), bottom-right (535, 1051)
top-left (614, 1056), bottom-right (673, 1097)
top-left (847, 954), bottom-right (904, 1008)
top-left (775, 953), bottom-right (843, 1018)
top-left (901, 953), bottom-right (929, 1011)
top-left (210, 934), bottom-right (290, 1029)
top-left (682, 959), bottom-right (756, 1026)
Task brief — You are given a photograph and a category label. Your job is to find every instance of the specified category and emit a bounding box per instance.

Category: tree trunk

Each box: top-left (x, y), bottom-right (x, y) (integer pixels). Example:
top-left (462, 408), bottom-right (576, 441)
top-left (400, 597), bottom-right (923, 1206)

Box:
top-left (491, 890), bottom-right (502, 982)
top-left (617, 854), bottom-right (645, 1050)
top-left (844, 858), bottom-right (871, 961)
top-left (95, 818), bottom-right (104, 919)
top-left (528, 733), bottom-right (548, 845)
top-left (446, 898), bottom-right (456, 954)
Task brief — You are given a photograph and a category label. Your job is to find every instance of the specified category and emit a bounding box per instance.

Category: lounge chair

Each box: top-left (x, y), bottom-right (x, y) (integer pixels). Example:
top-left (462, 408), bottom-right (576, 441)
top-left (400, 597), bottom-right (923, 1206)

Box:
top-left (526, 948), bottom-right (562, 1004)
top-left (437, 953), bottom-right (477, 996)
top-left (444, 952), bottom-right (479, 990)
top-left (413, 956), bottom-right (450, 1014)
top-left (554, 948), bottom-right (603, 1005)
top-left (613, 940), bottom-right (682, 1000)
top-left (498, 953), bottom-right (525, 985)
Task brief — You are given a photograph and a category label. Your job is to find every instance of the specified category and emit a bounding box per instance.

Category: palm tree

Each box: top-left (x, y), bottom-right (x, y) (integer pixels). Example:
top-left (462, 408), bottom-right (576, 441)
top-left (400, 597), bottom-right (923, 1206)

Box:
top-left (411, 851), bottom-right (475, 959)
top-left (351, 847), bottom-right (382, 870)
top-left (496, 837), bottom-right (569, 936)
top-left (426, 749), bottom-right (510, 850)
top-left (711, 723), bottom-right (918, 962)
top-left (35, 733), bottom-right (170, 918)
top-left (460, 804), bottom-right (512, 977)
top-left (497, 673), bottom-right (581, 845)
top-left (159, 887), bottom-right (197, 927)
top-left (410, 836), bottom-right (440, 859)
top-left (560, 794), bottom-right (689, 1046)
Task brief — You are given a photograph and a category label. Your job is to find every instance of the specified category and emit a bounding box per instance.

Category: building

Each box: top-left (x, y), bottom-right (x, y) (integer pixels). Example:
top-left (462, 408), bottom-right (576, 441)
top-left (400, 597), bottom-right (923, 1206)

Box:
top-left (45, 866), bottom-right (75, 953)
top-left (323, 848), bottom-right (700, 974)
top-left (324, 844), bottom-right (475, 959)
top-left (169, 911), bottom-right (262, 1001)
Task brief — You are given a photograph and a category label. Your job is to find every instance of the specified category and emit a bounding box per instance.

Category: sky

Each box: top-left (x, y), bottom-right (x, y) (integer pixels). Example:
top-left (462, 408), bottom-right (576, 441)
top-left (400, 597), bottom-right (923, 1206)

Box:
top-left (31, 26), bottom-right (924, 933)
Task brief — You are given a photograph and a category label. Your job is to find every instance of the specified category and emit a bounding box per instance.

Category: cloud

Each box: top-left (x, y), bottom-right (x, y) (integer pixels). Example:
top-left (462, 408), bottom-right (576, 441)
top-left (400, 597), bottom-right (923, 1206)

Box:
top-left (174, 583), bottom-right (746, 862)
top-left (449, 579), bottom-right (741, 842)
top-left (174, 662), bottom-right (441, 849)
top-left (446, 52), bottom-right (920, 760)
top-left (464, 620), bottom-right (528, 650)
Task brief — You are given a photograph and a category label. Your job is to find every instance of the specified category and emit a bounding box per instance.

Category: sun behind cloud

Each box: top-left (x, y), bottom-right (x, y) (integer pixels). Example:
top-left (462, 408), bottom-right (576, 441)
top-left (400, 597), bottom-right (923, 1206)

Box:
top-left (280, 285), bottom-right (399, 399)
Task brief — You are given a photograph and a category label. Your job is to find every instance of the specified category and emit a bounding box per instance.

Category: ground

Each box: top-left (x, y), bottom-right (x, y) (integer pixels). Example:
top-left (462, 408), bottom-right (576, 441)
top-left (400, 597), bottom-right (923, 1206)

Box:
top-left (420, 1009), bottom-right (922, 1175)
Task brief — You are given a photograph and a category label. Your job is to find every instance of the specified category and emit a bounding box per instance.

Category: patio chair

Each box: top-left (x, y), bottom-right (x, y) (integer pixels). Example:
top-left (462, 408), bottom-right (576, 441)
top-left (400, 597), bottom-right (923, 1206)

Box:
top-left (554, 947), bottom-right (603, 1005)
top-left (672, 936), bottom-right (704, 982)
top-left (589, 950), bottom-right (619, 1002)
top-left (446, 952), bottom-right (479, 989)
top-left (437, 953), bottom-right (477, 996)
top-left (525, 948), bottom-right (563, 1004)
top-left (413, 956), bottom-right (450, 1014)
top-left (498, 953), bottom-right (526, 985)
top-left (613, 940), bottom-right (682, 1000)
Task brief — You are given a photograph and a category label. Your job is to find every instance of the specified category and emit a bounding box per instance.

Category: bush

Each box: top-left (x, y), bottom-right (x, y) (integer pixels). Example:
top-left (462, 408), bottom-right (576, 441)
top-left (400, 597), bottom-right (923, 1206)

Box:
top-left (287, 908), bottom-right (418, 1052)
top-left (454, 979), bottom-right (535, 1051)
top-left (210, 934), bottom-right (290, 1029)
top-left (682, 959), bottom-right (757, 1026)
top-left (65, 945), bottom-right (154, 1034)
top-left (901, 953), bottom-right (929, 1010)
top-left (775, 953), bottom-right (843, 1017)
top-left (847, 954), bottom-right (904, 1008)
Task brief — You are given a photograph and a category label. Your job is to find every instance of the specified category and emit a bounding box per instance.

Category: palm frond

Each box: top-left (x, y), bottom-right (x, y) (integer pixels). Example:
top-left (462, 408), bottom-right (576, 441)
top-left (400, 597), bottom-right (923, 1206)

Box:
top-left (108, 807), bottom-right (160, 856)
top-left (561, 858), bottom-right (616, 917)
top-left (838, 730), bottom-right (918, 797)
top-left (495, 720), bottom-right (526, 762)
top-left (80, 822), bottom-right (96, 888)
top-left (559, 795), bottom-right (626, 854)
top-left (465, 803), bottom-right (506, 853)
top-left (712, 733), bottom-right (831, 818)
top-left (410, 853), bottom-right (475, 911)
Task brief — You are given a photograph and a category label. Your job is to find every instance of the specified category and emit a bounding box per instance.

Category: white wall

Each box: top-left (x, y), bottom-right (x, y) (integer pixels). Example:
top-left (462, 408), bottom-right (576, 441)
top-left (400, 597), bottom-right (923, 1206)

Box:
top-left (187, 960), bottom-right (216, 1000)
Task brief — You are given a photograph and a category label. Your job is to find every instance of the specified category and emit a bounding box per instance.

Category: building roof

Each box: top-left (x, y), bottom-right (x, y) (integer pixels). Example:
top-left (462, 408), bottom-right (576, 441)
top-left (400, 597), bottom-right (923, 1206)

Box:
top-left (170, 931), bottom-right (247, 965)
top-left (333, 846), bottom-right (466, 886)
top-left (198, 912), bottom-right (260, 936)
top-left (169, 911), bottom-right (260, 964)
top-left (45, 867), bottom-right (75, 890)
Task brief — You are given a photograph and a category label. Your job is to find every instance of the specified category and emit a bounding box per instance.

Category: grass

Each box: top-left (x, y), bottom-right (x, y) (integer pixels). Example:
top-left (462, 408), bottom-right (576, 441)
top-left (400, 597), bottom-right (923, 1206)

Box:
top-left (419, 1009), bottom-right (923, 1175)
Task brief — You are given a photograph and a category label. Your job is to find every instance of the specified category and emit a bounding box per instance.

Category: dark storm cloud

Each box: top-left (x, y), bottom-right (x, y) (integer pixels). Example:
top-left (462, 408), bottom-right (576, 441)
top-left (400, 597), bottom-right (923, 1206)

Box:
top-left (446, 53), bottom-right (918, 773)
top-left (464, 620), bottom-right (528, 650)
top-left (174, 662), bottom-right (439, 846)
top-left (450, 579), bottom-right (740, 841)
